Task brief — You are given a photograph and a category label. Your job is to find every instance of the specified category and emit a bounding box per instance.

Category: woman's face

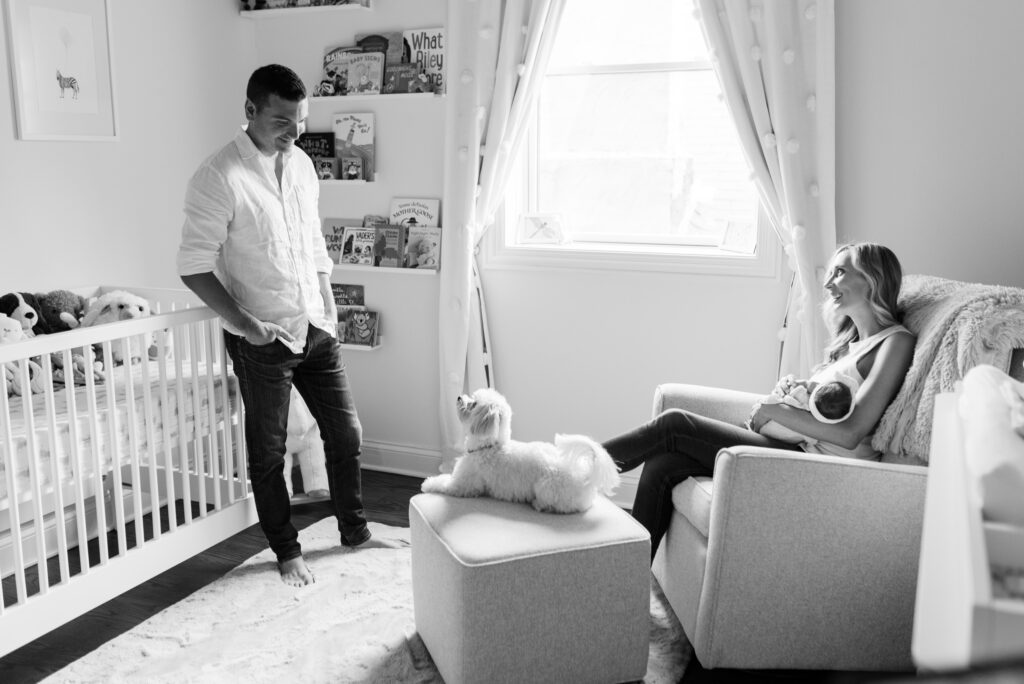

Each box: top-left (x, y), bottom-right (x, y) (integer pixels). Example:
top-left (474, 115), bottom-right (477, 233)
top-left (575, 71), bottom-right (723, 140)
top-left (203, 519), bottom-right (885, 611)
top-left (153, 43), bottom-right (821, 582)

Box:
top-left (823, 250), bottom-right (871, 313)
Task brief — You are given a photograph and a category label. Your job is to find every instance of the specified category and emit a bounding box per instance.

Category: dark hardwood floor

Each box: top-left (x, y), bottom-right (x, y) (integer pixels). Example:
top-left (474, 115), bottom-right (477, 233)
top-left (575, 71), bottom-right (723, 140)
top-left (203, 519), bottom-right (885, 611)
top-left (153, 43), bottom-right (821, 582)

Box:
top-left (0, 470), bottom-right (930, 684)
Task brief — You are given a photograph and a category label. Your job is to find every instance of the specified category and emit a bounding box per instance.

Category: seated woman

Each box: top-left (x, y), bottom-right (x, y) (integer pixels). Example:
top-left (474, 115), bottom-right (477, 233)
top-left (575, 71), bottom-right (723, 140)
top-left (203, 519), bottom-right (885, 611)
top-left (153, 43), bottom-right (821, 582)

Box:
top-left (603, 242), bottom-right (917, 560)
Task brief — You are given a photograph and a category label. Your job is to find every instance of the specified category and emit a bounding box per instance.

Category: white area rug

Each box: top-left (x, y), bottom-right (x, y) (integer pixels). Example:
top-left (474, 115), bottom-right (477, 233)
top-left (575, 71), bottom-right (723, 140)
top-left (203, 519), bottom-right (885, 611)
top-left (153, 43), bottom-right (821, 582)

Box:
top-left (47, 519), bottom-right (691, 683)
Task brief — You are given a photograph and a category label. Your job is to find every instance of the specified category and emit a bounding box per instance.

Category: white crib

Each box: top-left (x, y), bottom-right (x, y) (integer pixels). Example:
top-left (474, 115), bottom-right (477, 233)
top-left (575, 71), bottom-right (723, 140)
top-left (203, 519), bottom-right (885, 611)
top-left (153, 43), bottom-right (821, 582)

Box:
top-left (0, 286), bottom-right (257, 656)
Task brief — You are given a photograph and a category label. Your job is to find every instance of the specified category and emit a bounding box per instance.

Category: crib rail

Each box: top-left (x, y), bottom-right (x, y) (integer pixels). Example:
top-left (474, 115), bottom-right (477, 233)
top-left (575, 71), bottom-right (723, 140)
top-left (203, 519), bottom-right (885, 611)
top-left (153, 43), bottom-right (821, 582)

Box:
top-left (0, 300), bottom-right (256, 655)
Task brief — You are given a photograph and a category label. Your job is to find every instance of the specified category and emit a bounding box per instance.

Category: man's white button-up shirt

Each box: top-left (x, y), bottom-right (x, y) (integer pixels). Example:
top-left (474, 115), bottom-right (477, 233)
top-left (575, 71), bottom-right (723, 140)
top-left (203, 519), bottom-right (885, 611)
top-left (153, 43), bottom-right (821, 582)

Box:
top-left (177, 127), bottom-right (334, 353)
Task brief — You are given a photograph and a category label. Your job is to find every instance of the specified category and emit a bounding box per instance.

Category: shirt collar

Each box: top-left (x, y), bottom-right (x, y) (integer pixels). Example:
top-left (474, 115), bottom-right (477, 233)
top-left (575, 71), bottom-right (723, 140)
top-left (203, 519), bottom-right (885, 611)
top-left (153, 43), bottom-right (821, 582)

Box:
top-left (233, 125), bottom-right (294, 164)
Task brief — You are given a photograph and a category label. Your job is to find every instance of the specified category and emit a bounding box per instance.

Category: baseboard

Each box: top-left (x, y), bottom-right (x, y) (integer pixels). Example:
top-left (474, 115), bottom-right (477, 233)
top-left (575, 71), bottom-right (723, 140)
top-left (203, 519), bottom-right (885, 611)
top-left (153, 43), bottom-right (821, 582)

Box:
top-left (359, 440), bottom-right (638, 509)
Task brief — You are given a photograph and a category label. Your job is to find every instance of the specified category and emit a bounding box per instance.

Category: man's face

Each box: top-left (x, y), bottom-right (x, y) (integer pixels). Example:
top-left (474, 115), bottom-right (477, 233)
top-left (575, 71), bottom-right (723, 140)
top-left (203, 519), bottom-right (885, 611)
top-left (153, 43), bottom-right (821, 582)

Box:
top-left (245, 93), bottom-right (308, 155)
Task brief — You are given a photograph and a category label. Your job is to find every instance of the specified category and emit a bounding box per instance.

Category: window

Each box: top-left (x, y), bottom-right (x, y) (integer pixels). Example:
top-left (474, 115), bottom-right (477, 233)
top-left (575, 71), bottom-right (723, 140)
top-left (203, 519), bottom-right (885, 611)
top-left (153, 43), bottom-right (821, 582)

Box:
top-left (505, 0), bottom-right (762, 259)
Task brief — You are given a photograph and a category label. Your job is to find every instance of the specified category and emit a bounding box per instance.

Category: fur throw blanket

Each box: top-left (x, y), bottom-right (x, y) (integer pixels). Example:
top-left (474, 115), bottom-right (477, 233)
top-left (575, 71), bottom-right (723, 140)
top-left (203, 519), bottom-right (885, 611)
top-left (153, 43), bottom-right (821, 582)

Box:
top-left (872, 274), bottom-right (1024, 462)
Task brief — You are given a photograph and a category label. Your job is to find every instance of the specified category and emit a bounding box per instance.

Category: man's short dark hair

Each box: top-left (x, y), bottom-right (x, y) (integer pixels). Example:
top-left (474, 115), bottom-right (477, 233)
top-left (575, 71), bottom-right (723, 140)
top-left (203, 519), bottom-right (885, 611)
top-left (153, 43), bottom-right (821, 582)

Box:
top-left (247, 64), bottom-right (306, 109)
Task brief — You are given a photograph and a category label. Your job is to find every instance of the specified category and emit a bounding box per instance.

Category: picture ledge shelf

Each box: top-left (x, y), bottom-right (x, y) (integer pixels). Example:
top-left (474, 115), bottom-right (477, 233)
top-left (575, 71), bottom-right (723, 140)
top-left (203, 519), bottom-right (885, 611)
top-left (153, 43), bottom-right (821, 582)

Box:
top-left (332, 264), bottom-right (438, 276)
top-left (240, 5), bottom-right (372, 19)
top-left (339, 341), bottom-right (381, 351)
top-left (309, 93), bottom-right (443, 103)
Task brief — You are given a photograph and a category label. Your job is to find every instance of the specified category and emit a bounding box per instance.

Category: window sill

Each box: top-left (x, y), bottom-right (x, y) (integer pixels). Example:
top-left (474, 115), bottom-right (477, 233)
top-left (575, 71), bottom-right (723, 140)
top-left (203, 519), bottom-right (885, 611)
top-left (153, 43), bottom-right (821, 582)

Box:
top-left (479, 231), bottom-right (782, 278)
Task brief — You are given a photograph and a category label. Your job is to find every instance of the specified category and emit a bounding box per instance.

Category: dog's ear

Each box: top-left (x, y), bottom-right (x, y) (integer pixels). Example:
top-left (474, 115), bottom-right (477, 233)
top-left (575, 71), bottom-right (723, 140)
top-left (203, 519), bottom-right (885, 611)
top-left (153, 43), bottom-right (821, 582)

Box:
top-left (469, 402), bottom-right (503, 442)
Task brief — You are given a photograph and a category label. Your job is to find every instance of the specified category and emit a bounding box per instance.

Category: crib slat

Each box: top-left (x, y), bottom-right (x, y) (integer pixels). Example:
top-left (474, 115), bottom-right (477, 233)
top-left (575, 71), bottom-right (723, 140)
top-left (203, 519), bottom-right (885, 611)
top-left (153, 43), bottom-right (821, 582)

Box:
top-left (62, 348), bottom-right (92, 576)
top-left (213, 325), bottom-right (238, 504)
top-left (101, 340), bottom-right (128, 557)
top-left (172, 324), bottom-right (192, 524)
top-left (140, 334), bottom-right (161, 541)
top-left (40, 356), bottom-right (71, 586)
top-left (84, 348), bottom-right (109, 565)
top-left (18, 360), bottom-right (49, 596)
top-left (1, 374), bottom-right (29, 608)
top-left (157, 328), bottom-right (176, 533)
top-left (120, 338), bottom-right (145, 549)
top-left (188, 323), bottom-right (207, 517)
top-left (203, 320), bottom-right (222, 511)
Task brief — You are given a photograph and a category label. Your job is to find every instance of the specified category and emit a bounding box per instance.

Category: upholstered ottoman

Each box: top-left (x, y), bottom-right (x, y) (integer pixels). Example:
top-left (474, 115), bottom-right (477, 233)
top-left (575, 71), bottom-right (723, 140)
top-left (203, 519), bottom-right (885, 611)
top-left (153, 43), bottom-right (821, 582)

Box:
top-left (410, 493), bottom-right (651, 684)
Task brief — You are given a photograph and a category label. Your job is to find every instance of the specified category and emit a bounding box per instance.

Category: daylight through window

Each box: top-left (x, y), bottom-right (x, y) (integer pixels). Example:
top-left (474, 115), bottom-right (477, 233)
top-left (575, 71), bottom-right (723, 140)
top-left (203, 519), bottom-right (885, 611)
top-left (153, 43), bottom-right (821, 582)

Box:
top-left (514, 0), bottom-right (760, 254)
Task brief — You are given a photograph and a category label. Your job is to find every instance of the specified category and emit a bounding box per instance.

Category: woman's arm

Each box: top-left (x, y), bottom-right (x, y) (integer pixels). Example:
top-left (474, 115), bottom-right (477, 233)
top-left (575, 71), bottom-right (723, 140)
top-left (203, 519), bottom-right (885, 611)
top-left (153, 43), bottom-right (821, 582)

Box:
top-left (750, 331), bottom-right (916, 449)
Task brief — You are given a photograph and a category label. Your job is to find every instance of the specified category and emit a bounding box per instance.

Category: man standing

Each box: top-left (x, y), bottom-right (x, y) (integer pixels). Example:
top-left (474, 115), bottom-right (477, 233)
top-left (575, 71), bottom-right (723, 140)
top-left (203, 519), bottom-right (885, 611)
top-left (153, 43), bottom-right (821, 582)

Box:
top-left (178, 64), bottom-right (371, 586)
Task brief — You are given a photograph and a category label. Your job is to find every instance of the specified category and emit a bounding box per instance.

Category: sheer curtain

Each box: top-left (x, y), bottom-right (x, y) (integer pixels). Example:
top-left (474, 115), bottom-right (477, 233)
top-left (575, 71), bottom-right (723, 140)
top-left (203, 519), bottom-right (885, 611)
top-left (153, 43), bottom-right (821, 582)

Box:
top-left (697, 0), bottom-right (836, 376)
top-left (437, 0), bottom-right (566, 470)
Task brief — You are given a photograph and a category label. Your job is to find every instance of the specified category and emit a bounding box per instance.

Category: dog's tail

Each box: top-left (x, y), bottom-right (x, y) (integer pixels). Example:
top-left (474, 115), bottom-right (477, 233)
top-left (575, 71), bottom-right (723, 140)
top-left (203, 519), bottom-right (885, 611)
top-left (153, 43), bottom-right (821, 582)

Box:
top-left (554, 434), bottom-right (621, 495)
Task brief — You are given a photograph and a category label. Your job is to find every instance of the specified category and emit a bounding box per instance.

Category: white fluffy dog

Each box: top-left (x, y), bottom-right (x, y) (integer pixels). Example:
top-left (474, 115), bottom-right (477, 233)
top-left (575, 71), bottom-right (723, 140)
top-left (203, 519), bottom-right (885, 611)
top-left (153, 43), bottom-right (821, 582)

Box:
top-left (421, 388), bottom-right (621, 513)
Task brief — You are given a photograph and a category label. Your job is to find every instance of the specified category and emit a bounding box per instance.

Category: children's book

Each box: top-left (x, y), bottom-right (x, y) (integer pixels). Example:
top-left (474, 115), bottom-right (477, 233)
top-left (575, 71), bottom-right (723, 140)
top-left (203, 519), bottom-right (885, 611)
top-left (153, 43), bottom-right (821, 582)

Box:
top-left (340, 225), bottom-right (376, 265)
top-left (322, 217), bottom-right (362, 263)
top-left (403, 27), bottom-right (445, 93)
top-left (331, 283), bottom-right (365, 308)
top-left (345, 52), bottom-right (384, 95)
top-left (372, 224), bottom-right (408, 268)
top-left (340, 155), bottom-right (363, 181)
top-left (355, 31), bottom-right (406, 72)
top-left (314, 45), bottom-right (362, 97)
top-left (382, 63), bottom-right (420, 94)
top-left (341, 309), bottom-right (379, 346)
top-left (295, 131), bottom-right (334, 159)
top-left (333, 112), bottom-right (375, 181)
top-left (404, 225), bottom-right (442, 270)
top-left (314, 158), bottom-right (338, 180)
top-left (389, 197), bottom-right (440, 227)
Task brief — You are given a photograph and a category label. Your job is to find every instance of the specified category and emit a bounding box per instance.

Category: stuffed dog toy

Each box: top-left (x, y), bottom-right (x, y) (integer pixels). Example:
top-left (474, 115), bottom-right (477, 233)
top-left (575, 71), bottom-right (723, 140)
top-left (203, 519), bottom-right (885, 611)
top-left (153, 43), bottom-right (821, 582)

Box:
top-left (421, 388), bottom-right (621, 513)
top-left (82, 290), bottom-right (154, 365)
top-left (0, 292), bottom-right (48, 337)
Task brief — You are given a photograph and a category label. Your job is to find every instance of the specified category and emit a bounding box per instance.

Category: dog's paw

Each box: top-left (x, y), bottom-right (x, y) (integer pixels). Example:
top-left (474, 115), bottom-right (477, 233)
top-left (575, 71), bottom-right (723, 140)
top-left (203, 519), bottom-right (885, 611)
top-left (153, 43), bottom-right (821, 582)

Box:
top-left (421, 474), bottom-right (451, 493)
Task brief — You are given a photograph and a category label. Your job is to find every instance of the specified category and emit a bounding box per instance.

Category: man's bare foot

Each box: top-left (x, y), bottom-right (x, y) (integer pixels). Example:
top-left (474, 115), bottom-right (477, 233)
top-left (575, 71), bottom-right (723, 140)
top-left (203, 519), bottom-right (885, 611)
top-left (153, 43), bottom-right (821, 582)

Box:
top-left (279, 556), bottom-right (314, 586)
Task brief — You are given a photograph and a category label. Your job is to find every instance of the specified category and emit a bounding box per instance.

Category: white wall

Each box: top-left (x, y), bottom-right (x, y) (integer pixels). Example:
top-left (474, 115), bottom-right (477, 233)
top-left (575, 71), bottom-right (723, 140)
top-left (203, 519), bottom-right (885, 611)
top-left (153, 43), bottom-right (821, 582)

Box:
top-left (0, 0), bottom-right (256, 292)
top-left (836, 0), bottom-right (1024, 287)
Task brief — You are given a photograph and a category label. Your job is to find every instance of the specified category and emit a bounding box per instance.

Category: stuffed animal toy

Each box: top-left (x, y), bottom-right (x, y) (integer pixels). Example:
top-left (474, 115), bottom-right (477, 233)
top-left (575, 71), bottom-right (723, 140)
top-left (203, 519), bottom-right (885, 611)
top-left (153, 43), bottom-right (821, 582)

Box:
top-left (284, 388), bottom-right (330, 501)
top-left (416, 238), bottom-right (439, 268)
top-left (0, 292), bottom-right (49, 337)
top-left (35, 289), bottom-right (88, 332)
top-left (82, 289), bottom-right (154, 365)
top-left (1, 313), bottom-right (45, 396)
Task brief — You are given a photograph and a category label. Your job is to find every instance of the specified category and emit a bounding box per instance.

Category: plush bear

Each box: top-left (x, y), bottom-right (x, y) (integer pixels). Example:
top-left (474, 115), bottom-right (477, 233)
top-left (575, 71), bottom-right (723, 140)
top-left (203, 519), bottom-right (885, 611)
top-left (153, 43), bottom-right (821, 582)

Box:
top-left (1, 313), bottom-right (45, 396)
top-left (416, 238), bottom-right (439, 268)
top-left (284, 388), bottom-right (330, 501)
top-left (35, 289), bottom-right (88, 332)
top-left (0, 292), bottom-right (49, 337)
top-left (82, 290), bottom-right (155, 365)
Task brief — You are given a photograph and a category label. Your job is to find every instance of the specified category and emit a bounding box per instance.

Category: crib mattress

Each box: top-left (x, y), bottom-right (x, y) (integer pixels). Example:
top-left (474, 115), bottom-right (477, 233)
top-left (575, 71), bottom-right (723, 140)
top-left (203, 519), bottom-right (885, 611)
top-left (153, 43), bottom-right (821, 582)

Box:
top-left (1, 360), bottom-right (239, 503)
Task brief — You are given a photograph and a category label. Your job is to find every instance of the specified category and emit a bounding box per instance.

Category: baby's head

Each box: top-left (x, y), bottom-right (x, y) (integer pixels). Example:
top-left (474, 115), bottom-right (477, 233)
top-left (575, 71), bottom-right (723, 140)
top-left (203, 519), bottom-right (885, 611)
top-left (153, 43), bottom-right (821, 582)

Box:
top-left (809, 380), bottom-right (854, 422)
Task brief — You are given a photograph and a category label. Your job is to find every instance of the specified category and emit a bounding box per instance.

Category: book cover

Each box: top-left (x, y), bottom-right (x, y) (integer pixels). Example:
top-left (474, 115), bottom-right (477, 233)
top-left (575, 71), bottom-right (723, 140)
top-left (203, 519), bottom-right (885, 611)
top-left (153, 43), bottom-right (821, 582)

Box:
top-left (362, 214), bottom-right (387, 228)
top-left (404, 225), bottom-right (442, 269)
top-left (314, 45), bottom-right (362, 97)
top-left (331, 283), bottom-right (365, 307)
top-left (332, 112), bottom-right (375, 181)
top-left (389, 197), bottom-right (440, 227)
top-left (345, 52), bottom-right (384, 95)
top-left (340, 155), bottom-right (363, 181)
top-left (322, 217), bottom-right (362, 263)
top-left (382, 63), bottom-right (420, 94)
top-left (373, 224), bottom-right (408, 268)
top-left (355, 31), bottom-right (406, 71)
top-left (341, 309), bottom-right (379, 346)
top-left (403, 27), bottom-right (445, 93)
top-left (314, 157), bottom-right (338, 180)
top-left (295, 131), bottom-right (334, 159)
top-left (340, 225), bottom-right (376, 265)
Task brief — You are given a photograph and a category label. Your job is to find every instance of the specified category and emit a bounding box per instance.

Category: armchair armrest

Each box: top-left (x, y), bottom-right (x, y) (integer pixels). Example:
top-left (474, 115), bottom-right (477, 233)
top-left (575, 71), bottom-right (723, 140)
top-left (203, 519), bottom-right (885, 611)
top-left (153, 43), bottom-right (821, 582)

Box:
top-left (695, 446), bottom-right (927, 669)
top-left (653, 383), bottom-right (763, 427)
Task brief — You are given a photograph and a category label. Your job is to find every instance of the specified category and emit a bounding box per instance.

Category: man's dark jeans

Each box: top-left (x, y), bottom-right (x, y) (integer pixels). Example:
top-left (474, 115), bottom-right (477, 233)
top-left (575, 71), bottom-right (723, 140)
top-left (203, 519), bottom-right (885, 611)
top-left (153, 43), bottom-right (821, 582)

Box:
top-left (224, 324), bottom-right (367, 561)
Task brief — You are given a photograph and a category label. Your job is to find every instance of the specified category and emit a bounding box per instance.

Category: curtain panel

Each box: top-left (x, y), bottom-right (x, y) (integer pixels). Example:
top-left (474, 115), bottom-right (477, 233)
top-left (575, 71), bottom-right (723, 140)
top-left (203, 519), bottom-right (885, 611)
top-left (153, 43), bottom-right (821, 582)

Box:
top-left (697, 0), bottom-right (837, 377)
top-left (437, 0), bottom-right (566, 470)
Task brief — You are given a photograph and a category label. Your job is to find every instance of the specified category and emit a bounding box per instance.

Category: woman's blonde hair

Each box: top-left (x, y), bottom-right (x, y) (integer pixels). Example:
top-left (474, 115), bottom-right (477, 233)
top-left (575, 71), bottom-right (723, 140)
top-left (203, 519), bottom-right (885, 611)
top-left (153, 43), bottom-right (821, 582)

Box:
top-left (821, 242), bottom-right (903, 364)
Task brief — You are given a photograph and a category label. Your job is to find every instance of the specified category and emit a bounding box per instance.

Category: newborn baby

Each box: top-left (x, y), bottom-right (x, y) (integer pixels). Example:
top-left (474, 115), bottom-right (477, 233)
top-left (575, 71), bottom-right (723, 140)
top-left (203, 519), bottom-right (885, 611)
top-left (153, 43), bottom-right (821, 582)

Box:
top-left (756, 374), bottom-right (857, 443)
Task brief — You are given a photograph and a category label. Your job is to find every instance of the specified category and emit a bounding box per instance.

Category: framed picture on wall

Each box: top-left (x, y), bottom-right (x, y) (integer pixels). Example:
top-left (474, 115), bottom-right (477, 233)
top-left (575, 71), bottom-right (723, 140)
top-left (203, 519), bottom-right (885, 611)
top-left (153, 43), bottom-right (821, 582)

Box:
top-left (4, 0), bottom-right (118, 141)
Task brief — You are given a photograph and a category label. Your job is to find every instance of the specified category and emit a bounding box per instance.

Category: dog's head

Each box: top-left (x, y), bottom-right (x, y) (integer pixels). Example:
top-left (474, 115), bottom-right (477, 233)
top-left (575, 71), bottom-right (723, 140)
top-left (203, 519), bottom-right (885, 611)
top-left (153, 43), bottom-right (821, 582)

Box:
top-left (457, 388), bottom-right (512, 447)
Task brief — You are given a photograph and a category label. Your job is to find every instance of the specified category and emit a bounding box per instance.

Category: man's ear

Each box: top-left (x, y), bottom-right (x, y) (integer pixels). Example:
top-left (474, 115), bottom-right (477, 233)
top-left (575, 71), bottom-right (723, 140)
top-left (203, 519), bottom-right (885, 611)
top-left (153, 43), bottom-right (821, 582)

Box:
top-left (244, 99), bottom-right (256, 121)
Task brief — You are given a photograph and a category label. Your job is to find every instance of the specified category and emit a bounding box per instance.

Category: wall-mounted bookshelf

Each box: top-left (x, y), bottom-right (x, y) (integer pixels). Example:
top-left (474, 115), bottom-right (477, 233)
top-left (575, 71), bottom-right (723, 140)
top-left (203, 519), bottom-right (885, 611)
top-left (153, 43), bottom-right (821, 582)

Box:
top-left (332, 264), bottom-right (437, 277)
top-left (240, 4), bottom-right (372, 19)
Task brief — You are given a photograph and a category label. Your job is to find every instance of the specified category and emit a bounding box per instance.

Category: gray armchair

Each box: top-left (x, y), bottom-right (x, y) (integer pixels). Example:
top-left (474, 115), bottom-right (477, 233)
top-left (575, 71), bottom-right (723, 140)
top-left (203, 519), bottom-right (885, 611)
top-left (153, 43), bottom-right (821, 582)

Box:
top-left (649, 275), bottom-right (1024, 671)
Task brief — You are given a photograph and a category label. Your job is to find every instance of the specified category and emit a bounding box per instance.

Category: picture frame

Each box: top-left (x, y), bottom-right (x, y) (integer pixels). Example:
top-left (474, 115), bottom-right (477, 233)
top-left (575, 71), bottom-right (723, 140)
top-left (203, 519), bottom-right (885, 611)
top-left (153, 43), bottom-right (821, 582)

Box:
top-left (4, 0), bottom-right (118, 141)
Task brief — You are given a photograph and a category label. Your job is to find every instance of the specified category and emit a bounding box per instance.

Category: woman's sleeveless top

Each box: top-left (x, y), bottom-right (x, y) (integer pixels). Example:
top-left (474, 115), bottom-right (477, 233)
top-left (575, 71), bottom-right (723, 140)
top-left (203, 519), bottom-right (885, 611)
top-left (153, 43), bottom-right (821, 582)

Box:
top-left (801, 324), bottom-right (911, 460)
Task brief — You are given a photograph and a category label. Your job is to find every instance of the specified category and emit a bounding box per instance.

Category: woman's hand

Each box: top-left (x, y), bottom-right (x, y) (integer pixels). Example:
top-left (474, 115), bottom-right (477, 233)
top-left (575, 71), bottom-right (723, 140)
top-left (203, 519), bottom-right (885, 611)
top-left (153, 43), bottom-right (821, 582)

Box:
top-left (747, 401), bottom-right (771, 433)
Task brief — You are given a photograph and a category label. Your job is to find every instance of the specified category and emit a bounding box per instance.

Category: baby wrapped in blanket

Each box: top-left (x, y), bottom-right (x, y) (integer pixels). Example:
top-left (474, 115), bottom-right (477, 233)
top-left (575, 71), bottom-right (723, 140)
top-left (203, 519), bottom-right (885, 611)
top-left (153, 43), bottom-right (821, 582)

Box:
top-left (757, 373), bottom-right (858, 444)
